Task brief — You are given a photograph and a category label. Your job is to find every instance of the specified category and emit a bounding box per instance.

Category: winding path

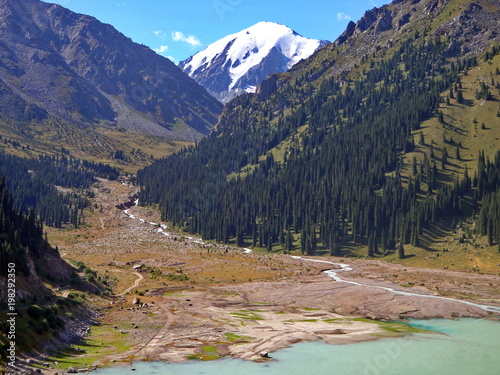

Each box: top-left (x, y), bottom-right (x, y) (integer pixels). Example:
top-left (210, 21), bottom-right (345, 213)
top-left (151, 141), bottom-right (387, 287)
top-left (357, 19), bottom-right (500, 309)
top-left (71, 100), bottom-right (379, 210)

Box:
top-left (116, 272), bottom-right (144, 296)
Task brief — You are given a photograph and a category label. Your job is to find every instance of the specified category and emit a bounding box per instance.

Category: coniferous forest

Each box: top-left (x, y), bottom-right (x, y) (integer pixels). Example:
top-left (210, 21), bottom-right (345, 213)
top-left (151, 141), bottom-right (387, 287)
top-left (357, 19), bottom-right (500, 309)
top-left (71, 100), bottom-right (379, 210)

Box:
top-left (0, 176), bottom-right (50, 277)
top-left (138, 37), bottom-right (500, 255)
top-left (0, 153), bottom-right (119, 228)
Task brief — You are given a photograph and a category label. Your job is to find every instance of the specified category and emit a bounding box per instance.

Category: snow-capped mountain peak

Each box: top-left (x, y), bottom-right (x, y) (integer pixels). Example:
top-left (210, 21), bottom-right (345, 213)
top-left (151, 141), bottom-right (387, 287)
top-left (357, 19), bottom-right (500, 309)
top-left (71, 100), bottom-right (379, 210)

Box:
top-left (179, 22), bottom-right (329, 103)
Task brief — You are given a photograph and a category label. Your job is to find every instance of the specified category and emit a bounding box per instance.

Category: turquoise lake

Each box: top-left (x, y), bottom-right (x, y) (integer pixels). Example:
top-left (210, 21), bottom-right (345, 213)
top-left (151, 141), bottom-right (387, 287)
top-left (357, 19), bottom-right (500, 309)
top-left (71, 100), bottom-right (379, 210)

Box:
top-left (94, 318), bottom-right (500, 375)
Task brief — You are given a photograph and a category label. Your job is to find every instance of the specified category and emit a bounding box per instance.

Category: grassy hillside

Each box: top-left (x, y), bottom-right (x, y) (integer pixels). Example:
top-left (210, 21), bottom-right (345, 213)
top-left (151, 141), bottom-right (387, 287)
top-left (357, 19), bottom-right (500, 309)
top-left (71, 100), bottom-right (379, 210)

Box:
top-left (0, 119), bottom-right (191, 174)
top-left (403, 54), bottom-right (500, 180)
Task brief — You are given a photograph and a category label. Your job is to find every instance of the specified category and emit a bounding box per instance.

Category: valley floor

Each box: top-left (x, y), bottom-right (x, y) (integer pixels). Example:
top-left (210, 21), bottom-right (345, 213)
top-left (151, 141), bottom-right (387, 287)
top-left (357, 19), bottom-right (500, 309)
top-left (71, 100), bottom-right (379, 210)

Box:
top-left (33, 178), bottom-right (500, 373)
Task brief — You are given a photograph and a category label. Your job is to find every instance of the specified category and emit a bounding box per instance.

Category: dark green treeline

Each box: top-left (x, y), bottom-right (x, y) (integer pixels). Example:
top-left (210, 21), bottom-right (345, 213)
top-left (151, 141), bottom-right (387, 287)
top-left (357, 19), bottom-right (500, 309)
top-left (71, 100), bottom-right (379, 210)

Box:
top-left (0, 153), bottom-right (119, 228)
top-left (0, 175), bottom-right (50, 276)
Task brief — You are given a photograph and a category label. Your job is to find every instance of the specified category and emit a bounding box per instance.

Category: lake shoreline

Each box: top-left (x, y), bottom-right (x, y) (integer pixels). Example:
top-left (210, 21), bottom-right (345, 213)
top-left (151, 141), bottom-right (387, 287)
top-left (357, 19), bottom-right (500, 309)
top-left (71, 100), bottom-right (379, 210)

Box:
top-left (28, 260), bottom-right (499, 375)
top-left (94, 318), bottom-right (500, 375)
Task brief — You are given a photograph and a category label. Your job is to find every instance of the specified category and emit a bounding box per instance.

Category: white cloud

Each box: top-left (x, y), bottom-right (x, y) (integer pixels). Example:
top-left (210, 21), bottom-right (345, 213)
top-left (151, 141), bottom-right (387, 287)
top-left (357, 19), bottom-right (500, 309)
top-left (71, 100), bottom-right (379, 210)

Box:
top-left (117, 2), bottom-right (127, 7)
top-left (166, 56), bottom-right (179, 64)
top-left (337, 12), bottom-right (352, 20)
top-left (154, 30), bottom-right (167, 40)
top-left (153, 45), bottom-right (169, 55)
top-left (172, 31), bottom-right (201, 48)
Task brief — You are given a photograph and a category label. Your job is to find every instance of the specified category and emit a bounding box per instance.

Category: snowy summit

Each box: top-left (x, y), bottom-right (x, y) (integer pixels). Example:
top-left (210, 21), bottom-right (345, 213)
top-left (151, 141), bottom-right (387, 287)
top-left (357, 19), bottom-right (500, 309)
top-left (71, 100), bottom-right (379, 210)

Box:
top-left (179, 22), bottom-right (329, 103)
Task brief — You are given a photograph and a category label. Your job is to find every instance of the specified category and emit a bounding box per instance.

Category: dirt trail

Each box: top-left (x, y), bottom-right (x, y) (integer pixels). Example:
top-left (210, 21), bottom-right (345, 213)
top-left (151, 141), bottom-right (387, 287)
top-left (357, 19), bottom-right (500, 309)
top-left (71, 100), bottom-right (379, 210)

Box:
top-left (116, 272), bottom-right (144, 296)
top-left (129, 301), bottom-right (175, 359)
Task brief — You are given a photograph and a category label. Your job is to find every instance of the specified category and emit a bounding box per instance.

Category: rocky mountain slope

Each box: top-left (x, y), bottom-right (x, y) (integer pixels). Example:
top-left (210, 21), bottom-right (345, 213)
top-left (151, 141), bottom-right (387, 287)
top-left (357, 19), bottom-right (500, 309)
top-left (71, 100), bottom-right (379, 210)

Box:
top-left (288, 0), bottom-right (500, 83)
top-left (0, 0), bottom-right (222, 163)
top-left (0, 176), bottom-right (92, 369)
top-left (179, 22), bottom-right (329, 103)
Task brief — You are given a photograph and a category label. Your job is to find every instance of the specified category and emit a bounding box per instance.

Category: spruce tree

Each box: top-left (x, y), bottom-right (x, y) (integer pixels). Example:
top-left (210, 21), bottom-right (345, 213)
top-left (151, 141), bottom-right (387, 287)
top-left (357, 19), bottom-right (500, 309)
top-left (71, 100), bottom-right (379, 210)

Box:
top-left (398, 241), bottom-right (405, 259)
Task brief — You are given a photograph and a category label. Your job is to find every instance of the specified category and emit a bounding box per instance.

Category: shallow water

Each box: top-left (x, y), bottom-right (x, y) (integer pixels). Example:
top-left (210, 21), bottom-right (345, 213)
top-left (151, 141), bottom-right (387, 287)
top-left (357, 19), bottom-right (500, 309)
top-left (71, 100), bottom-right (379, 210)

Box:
top-left (93, 318), bottom-right (500, 375)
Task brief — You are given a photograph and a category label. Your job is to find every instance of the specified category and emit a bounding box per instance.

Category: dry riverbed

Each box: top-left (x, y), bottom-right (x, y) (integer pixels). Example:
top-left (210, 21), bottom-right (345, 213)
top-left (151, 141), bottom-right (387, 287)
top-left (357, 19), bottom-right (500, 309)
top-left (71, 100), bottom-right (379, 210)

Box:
top-left (34, 178), bottom-right (500, 374)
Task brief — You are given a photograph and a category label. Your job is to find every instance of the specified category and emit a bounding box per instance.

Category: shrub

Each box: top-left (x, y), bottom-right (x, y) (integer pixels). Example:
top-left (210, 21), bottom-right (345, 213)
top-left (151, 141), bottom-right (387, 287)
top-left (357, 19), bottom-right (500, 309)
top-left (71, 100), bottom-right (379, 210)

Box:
top-left (67, 292), bottom-right (81, 300)
top-left (47, 314), bottom-right (57, 329)
top-left (44, 306), bottom-right (56, 318)
top-left (48, 305), bottom-right (59, 315)
top-left (27, 305), bottom-right (43, 319)
top-left (39, 319), bottom-right (49, 332)
top-left (34, 324), bottom-right (45, 335)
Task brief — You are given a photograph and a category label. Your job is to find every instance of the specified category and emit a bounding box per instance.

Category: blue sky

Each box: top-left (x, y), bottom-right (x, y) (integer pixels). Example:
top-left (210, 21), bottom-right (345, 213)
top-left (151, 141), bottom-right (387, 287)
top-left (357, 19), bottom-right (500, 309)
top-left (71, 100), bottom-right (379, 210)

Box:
top-left (48, 0), bottom-right (388, 63)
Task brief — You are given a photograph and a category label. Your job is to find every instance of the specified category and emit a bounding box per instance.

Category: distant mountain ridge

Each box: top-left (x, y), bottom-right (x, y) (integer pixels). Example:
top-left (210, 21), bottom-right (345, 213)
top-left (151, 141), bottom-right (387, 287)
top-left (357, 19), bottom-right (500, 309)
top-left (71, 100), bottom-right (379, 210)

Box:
top-left (0, 0), bottom-right (222, 158)
top-left (179, 22), bottom-right (329, 103)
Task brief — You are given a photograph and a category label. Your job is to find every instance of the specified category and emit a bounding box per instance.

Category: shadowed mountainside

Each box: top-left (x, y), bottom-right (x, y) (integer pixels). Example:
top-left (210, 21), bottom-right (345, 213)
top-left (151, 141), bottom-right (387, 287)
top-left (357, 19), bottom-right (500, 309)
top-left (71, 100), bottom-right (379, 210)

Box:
top-left (0, 0), bottom-right (223, 162)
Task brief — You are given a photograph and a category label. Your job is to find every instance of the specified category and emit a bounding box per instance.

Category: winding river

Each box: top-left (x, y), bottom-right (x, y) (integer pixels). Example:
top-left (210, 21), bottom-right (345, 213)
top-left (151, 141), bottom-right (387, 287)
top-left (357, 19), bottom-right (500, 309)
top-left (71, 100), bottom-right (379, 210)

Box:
top-left (291, 256), bottom-right (500, 314)
top-left (123, 199), bottom-right (500, 314)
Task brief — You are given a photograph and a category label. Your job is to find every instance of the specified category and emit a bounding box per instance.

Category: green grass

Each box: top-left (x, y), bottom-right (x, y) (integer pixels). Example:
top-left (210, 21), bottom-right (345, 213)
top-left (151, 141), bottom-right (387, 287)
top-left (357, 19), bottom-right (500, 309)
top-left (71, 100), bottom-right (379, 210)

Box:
top-left (353, 317), bottom-right (435, 336)
top-left (230, 310), bottom-right (265, 321)
top-left (187, 346), bottom-right (221, 361)
top-left (323, 318), bottom-right (347, 323)
top-left (48, 325), bottom-right (130, 369)
top-left (223, 333), bottom-right (252, 343)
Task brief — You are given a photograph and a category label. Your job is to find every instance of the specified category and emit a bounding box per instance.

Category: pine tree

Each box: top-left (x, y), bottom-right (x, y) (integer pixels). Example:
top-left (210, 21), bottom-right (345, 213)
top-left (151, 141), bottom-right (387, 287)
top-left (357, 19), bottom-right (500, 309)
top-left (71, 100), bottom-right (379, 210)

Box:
top-left (398, 241), bottom-right (405, 259)
top-left (368, 235), bottom-right (374, 257)
top-left (438, 111), bottom-right (444, 124)
top-left (441, 147), bottom-right (448, 170)
top-left (286, 230), bottom-right (294, 253)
